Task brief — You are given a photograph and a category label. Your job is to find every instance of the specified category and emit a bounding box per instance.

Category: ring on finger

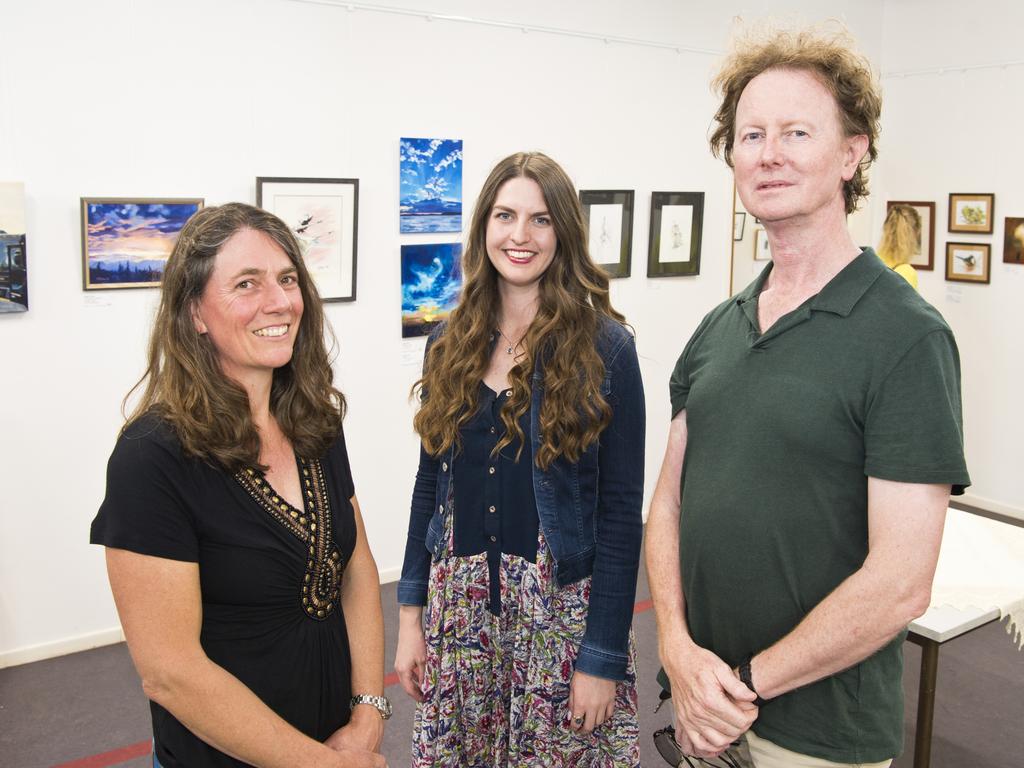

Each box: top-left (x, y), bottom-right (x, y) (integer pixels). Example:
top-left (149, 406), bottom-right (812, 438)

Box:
top-left (572, 714), bottom-right (585, 727)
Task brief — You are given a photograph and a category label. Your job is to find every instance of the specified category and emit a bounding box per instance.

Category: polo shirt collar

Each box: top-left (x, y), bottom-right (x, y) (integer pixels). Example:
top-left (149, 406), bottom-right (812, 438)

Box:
top-left (733, 248), bottom-right (884, 318)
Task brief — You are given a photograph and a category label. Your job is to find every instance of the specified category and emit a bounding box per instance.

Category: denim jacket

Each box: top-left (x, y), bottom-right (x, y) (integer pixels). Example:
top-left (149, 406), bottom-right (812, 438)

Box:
top-left (397, 316), bottom-right (645, 680)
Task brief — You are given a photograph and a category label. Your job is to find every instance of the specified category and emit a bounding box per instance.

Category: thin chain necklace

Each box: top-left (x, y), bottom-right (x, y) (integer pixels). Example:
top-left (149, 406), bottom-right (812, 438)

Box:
top-left (496, 327), bottom-right (523, 355)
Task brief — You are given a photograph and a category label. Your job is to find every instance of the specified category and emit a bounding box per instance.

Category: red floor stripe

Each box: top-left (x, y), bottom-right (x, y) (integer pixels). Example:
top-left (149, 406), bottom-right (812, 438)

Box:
top-left (52, 597), bottom-right (654, 767)
top-left (51, 740), bottom-right (152, 768)
top-left (633, 598), bottom-right (653, 614)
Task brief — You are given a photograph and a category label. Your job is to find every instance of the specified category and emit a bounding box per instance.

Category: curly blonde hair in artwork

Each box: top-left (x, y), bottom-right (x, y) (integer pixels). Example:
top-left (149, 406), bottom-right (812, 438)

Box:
top-left (877, 204), bottom-right (922, 268)
top-left (709, 22), bottom-right (882, 214)
top-left (412, 152), bottom-right (625, 470)
top-left (125, 203), bottom-right (345, 472)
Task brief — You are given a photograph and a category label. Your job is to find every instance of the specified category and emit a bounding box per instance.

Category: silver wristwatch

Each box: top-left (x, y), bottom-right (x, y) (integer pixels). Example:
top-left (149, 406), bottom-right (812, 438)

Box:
top-left (350, 694), bottom-right (393, 720)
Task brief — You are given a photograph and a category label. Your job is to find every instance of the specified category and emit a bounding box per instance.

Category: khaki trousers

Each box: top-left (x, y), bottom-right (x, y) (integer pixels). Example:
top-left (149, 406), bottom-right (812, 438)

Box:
top-left (735, 731), bottom-right (893, 768)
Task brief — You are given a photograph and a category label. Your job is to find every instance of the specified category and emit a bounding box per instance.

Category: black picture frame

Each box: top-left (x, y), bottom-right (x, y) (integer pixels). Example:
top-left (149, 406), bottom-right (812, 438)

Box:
top-left (733, 211), bottom-right (746, 241)
top-left (647, 191), bottom-right (704, 277)
top-left (257, 176), bottom-right (359, 302)
top-left (579, 189), bottom-right (634, 278)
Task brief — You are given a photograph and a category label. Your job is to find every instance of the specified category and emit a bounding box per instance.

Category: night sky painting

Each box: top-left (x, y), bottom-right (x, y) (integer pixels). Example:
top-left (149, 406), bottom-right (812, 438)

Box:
top-left (401, 242), bottom-right (462, 338)
top-left (83, 199), bottom-right (202, 289)
top-left (400, 138), bottom-right (462, 233)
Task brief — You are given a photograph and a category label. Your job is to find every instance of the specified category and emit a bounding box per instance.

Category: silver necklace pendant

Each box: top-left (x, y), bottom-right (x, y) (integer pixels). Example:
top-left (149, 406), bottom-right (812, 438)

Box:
top-left (506, 345), bottom-right (514, 354)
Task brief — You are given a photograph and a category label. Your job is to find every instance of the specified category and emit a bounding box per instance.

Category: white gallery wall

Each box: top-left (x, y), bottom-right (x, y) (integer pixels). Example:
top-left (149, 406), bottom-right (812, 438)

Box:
top-left (16, 0), bottom-right (1020, 667)
top-left (872, 0), bottom-right (1024, 518)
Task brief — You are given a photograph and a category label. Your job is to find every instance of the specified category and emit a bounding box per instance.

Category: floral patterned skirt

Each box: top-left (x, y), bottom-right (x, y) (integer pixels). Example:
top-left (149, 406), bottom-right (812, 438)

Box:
top-left (411, 514), bottom-right (640, 767)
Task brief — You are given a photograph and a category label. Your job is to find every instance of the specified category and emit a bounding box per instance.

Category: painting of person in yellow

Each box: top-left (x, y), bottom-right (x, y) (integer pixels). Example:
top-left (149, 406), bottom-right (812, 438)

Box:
top-left (877, 204), bottom-right (921, 289)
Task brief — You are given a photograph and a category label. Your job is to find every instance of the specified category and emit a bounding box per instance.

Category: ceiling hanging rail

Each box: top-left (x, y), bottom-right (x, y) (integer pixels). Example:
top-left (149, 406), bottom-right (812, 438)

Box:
top-left (288, 0), bottom-right (722, 56)
top-left (884, 59), bottom-right (1024, 79)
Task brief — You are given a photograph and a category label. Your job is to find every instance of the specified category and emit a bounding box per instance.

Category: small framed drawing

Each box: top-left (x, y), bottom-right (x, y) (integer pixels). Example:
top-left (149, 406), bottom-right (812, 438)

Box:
top-left (948, 193), bottom-right (994, 234)
top-left (579, 189), bottom-right (634, 278)
top-left (753, 228), bottom-right (771, 261)
top-left (733, 212), bottom-right (746, 241)
top-left (1003, 217), bottom-right (1024, 264)
top-left (257, 177), bottom-right (359, 302)
top-left (647, 191), bottom-right (704, 277)
top-left (887, 200), bottom-right (935, 270)
top-left (946, 242), bottom-right (990, 283)
top-left (81, 197), bottom-right (203, 290)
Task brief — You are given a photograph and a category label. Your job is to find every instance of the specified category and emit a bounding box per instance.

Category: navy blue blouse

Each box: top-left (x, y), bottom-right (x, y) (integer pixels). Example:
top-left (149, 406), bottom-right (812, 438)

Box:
top-left (452, 382), bottom-right (540, 613)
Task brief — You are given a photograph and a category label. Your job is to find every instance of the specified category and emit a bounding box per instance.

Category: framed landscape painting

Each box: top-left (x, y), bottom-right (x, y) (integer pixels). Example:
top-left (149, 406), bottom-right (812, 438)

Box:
top-left (887, 200), bottom-right (935, 270)
top-left (0, 182), bottom-right (28, 313)
top-left (579, 189), bottom-right (633, 278)
top-left (257, 177), bottom-right (359, 302)
top-left (81, 197), bottom-right (203, 290)
top-left (400, 138), bottom-right (463, 233)
top-left (647, 191), bottom-right (704, 277)
top-left (401, 242), bottom-right (462, 338)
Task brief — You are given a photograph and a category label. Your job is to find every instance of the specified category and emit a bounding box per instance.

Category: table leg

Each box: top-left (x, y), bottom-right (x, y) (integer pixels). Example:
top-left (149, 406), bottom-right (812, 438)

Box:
top-left (913, 639), bottom-right (940, 768)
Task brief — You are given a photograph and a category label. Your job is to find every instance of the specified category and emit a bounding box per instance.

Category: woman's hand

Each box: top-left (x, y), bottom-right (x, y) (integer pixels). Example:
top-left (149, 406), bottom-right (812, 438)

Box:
top-left (323, 743), bottom-right (388, 768)
top-left (394, 605), bottom-right (427, 702)
top-left (324, 705), bottom-right (384, 753)
top-left (567, 669), bottom-right (617, 734)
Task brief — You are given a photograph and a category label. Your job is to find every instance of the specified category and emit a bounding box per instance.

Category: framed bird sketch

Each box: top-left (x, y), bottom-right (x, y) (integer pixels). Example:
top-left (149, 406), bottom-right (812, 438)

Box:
top-left (579, 189), bottom-right (634, 278)
top-left (647, 191), bottom-right (704, 277)
top-left (945, 242), bottom-right (990, 284)
top-left (256, 177), bottom-right (359, 302)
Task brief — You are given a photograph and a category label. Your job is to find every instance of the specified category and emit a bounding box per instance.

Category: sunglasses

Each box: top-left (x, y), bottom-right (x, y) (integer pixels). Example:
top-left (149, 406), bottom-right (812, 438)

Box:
top-left (653, 725), bottom-right (743, 768)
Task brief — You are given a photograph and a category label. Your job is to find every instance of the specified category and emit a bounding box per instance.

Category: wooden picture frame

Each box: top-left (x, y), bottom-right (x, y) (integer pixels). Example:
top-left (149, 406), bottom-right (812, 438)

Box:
top-left (733, 212), bottom-right (746, 241)
top-left (753, 228), bottom-right (771, 261)
top-left (945, 242), bottom-right (991, 283)
top-left (579, 189), bottom-right (634, 278)
top-left (1003, 217), bottom-right (1024, 265)
top-left (81, 197), bottom-right (203, 290)
top-left (948, 193), bottom-right (995, 234)
top-left (257, 177), bottom-right (359, 302)
top-left (887, 200), bottom-right (936, 270)
top-left (647, 191), bottom-right (704, 278)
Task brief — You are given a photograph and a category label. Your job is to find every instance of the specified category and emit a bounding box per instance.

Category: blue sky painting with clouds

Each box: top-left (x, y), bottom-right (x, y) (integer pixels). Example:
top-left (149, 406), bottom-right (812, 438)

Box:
top-left (399, 138), bottom-right (462, 233)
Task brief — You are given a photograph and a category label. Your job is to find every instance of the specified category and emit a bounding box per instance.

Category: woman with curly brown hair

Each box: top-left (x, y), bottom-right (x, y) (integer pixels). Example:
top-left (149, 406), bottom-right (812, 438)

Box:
top-left (91, 203), bottom-right (388, 768)
top-left (394, 152), bottom-right (645, 767)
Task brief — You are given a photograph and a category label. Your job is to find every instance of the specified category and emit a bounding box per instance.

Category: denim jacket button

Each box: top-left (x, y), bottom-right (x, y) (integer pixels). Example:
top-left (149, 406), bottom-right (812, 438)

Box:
top-left (488, 467), bottom-right (495, 475)
top-left (442, 462), bottom-right (448, 472)
top-left (439, 504), bottom-right (444, 513)
top-left (488, 505), bottom-right (496, 513)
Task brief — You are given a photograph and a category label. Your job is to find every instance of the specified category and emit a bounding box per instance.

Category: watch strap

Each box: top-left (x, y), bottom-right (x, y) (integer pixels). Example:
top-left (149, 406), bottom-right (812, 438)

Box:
top-left (738, 655), bottom-right (769, 707)
top-left (350, 693), bottom-right (392, 720)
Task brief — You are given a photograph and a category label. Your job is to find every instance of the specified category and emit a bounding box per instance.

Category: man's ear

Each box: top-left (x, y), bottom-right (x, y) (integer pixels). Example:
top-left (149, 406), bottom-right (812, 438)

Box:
top-left (191, 302), bottom-right (208, 334)
top-left (842, 134), bottom-right (869, 181)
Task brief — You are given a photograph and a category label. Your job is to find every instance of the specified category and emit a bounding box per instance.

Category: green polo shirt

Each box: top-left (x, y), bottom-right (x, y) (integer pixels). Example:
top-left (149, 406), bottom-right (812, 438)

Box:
top-left (669, 249), bottom-right (970, 763)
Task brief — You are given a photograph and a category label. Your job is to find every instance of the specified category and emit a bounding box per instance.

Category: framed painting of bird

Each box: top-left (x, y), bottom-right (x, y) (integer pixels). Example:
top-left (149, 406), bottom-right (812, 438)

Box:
top-left (945, 242), bottom-right (990, 284)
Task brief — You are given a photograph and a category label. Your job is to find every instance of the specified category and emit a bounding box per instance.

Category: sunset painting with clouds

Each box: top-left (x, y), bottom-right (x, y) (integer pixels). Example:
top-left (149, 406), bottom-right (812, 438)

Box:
top-left (81, 198), bottom-right (203, 289)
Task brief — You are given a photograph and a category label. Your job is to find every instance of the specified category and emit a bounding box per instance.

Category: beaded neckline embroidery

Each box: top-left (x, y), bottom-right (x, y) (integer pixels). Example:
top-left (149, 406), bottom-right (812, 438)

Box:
top-left (235, 458), bottom-right (343, 621)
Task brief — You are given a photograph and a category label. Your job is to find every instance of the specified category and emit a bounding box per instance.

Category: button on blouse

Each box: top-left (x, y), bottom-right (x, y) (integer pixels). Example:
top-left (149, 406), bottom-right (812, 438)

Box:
top-left (451, 382), bottom-right (540, 613)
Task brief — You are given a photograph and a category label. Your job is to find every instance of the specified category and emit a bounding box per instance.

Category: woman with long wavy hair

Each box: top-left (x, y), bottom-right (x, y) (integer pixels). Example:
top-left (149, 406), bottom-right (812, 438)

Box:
top-left (394, 152), bottom-right (645, 766)
top-left (877, 204), bottom-right (922, 289)
top-left (90, 203), bottom-right (388, 768)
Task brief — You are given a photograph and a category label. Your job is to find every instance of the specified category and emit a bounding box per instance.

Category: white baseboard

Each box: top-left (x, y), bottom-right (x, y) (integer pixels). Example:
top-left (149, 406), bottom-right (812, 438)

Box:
top-left (955, 493), bottom-right (1024, 523)
top-left (0, 625), bottom-right (125, 669)
top-left (2, 569), bottom-right (405, 669)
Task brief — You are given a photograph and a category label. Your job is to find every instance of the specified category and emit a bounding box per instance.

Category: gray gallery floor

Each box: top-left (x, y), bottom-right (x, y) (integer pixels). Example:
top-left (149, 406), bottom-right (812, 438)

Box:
top-left (1, 556), bottom-right (1021, 767)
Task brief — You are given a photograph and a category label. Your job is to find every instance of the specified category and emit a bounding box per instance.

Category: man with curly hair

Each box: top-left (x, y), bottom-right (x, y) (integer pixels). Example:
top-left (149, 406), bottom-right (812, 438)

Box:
top-left (646, 27), bottom-right (970, 767)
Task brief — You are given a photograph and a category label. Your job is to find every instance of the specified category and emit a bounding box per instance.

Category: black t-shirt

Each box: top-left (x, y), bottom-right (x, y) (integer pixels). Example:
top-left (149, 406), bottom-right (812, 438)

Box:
top-left (90, 413), bottom-right (357, 768)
